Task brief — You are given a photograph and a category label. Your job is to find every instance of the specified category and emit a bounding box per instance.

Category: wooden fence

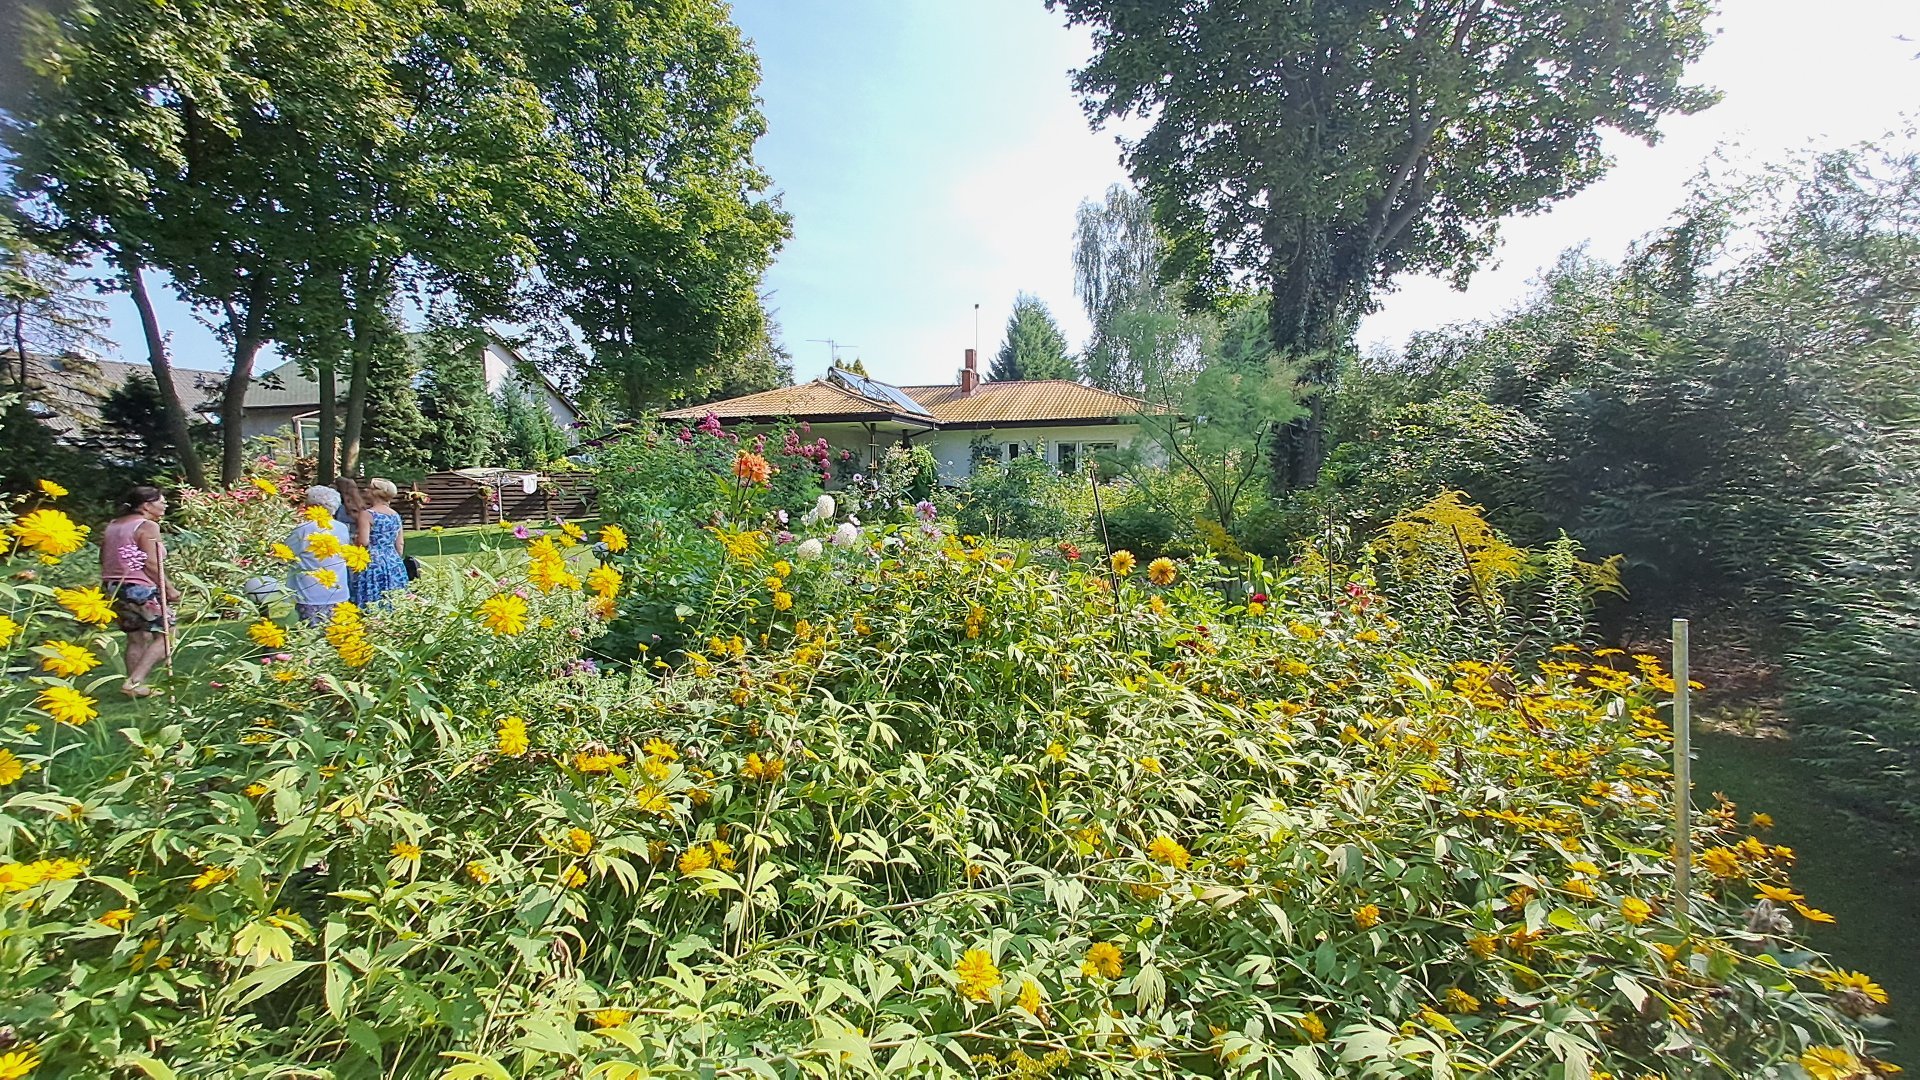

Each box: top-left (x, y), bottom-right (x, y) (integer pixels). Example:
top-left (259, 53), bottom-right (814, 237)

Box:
top-left (396, 471), bottom-right (597, 531)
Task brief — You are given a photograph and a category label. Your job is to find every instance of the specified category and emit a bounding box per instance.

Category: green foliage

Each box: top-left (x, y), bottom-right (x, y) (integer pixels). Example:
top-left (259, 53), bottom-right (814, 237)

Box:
top-left (496, 378), bottom-right (571, 470)
top-left (417, 323), bottom-right (504, 471)
top-left (952, 452), bottom-right (1071, 540)
top-left (991, 293), bottom-right (1077, 381)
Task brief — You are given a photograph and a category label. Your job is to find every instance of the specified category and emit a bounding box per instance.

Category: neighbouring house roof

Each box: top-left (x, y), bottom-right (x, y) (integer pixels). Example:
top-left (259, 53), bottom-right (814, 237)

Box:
top-left (663, 371), bottom-right (1156, 431)
top-left (240, 333), bottom-right (581, 419)
top-left (899, 379), bottom-right (1151, 427)
top-left (9, 351), bottom-right (221, 437)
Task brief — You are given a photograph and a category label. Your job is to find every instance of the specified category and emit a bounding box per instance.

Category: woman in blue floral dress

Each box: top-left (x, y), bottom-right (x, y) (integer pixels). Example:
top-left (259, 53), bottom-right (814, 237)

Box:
top-left (350, 478), bottom-right (410, 607)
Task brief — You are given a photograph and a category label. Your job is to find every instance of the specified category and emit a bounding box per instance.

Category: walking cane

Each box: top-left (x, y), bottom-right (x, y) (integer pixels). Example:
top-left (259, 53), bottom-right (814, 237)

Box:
top-left (154, 528), bottom-right (175, 686)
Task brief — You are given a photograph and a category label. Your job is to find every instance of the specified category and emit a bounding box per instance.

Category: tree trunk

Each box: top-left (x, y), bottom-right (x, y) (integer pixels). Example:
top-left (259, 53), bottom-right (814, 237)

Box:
top-left (340, 306), bottom-right (374, 476)
top-left (317, 355), bottom-right (337, 482)
top-left (12, 305), bottom-right (28, 388)
top-left (221, 332), bottom-right (264, 486)
top-left (120, 249), bottom-right (209, 488)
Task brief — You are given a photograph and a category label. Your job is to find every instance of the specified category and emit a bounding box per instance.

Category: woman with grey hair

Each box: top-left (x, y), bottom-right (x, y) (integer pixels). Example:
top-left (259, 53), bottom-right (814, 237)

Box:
top-left (286, 485), bottom-right (352, 625)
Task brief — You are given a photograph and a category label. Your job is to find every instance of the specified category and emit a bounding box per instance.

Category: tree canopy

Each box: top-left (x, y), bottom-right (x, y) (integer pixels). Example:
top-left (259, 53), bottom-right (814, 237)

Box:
top-left (990, 293), bottom-right (1075, 381)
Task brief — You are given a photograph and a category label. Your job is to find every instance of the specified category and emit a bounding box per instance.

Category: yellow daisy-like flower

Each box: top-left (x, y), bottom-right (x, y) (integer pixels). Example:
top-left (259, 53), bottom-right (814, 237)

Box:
top-left (340, 545), bottom-right (372, 573)
top-left (1110, 549), bottom-right (1136, 576)
top-left (390, 841), bottom-right (423, 861)
top-left (678, 845), bottom-right (713, 875)
top-left (252, 477), bottom-right (280, 497)
top-left (1082, 941), bottom-right (1124, 979)
top-left (54, 585), bottom-right (116, 626)
top-left (1467, 934), bottom-right (1497, 958)
top-left (39, 478), bottom-right (69, 497)
top-left (560, 865), bottom-right (588, 888)
top-left (1015, 978), bottom-right (1044, 1018)
top-left (598, 523), bottom-right (629, 552)
top-left (496, 715), bottom-right (529, 757)
top-left (1620, 896), bottom-right (1652, 925)
top-left (560, 519), bottom-right (587, 540)
top-left (571, 751), bottom-right (627, 774)
top-left (248, 620), bottom-right (287, 648)
top-left (528, 555), bottom-right (580, 593)
top-left (1800, 1047), bottom-right (1864, 1080)
top-left (634, 786), bottom-right (674, 817)
top-left (190, 866), bottom-right (235, 891)
top-left (39, 640), bottom-right (100, 678)
top-left (773, 559), bottom-right (793, 578)
top-left (0, 615), bottom-right (17, 646)
top-left (588, 1007), bottom-right (632, 1028)
top-left (1146, 835), bottom-right (1189, 869)
top-left (478, 593), bottom-right (530, 636)
top-left (643, 737), bottom-right (677, 761)
top-left (1442, 988), bottom-right (1481, 1014)
top-left (1353, 904), bottom-right (1382, 930)
top-left (0, 749), bottom-right (23, 787)
top-left (465, 861), bottom-right (492, 884)
top-left (1045, 741), bottom-right (1067, 762)
top-left (1146, 557), bottom-right (1176, 586)
top-left (303, 505), bottom-right (335, 526)
top-left (0, 1048), bottom-right (43, 1079)
top-left (1794, 901), bottom-right (1837, 924)
top-left (1296, 1013), bottom-right (1327, 1043)
top-left (1819, 970), bottom-right (1889, 1005)
top-left (10, 507), bottom-right (88, 556)
top-left (244, 782), bottom-right (269, 797)
top-left (307, 568), bottom-right (339, 590)
top-left (270, 542), bottom-right (297, 562)
top-left (1247, 601), bottom-right (1266, 616)
top-left (38, 686), bottom-right (97, 726)
top-left (566, 827), bottom-right (595, 855)
top-left (954, 948), bottom-right (1001, 1002)
top-left (305, 530), bottom-right (343, 560)
top-left (586, 564), bottom-right (622, 599)
top-left (772, 591), bottom-right (794, 612)
top-left (1756, 884), bottom-right (1804, 903)
top-left (97, 907), bottom-right (135, 930)
top-left (1697, 846), bottom-right (1743, 878)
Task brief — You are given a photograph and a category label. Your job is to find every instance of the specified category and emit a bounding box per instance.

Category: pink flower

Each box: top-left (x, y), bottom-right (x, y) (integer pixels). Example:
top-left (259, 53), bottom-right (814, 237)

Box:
top-left (513, 524), bottom-right (529, 539)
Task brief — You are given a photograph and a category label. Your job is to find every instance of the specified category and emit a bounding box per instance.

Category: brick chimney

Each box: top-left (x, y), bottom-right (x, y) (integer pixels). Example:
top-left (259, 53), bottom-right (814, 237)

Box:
top-left (960, 348), bottom-right (979, 395)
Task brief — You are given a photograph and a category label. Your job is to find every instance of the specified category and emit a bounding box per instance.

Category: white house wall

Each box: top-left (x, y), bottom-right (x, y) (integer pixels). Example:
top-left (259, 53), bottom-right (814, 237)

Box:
top-left (921, 423), bottom-right (1148, 483)
top-left (482, 343), bottom-right (577, 430)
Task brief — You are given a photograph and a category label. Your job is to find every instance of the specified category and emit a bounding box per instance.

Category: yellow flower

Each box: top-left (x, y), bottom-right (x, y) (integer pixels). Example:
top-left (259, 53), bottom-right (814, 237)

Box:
top-left (390, 841), bottom-right (422, 861)
top-left (741, 752), bottom-right (785, 783)
top-left (340, 545), bottom-right (372, 572)
top-left (1756, 884), bottom-right (1804, 903)
top-left (586, 564), bottom-right (622, 599)
top-left (1467, 934), bottom-right (1498, 958)
top-left (560, 865), bottom-right (588, 888)
top-left (773, 559), bottom-right (793, 578)
top-left (1137, 756), bottom-right (1162, 774)
top-left (1146, 835), bottom-right (1189, 869)
top-left (0, 749), bottom-right (23, 788)
top-left (566, 827), bottom-right (595, 855)
top-left (678, 845), bottom-right (713, 875)
top-left (1697, 846), bottom-right (1743, 878)
top-left (1620, 897), bottom-right (1652, 925)
top-left (244, 782), bottom-right (269, 798)
top-left (190, 866), bottom-right (235, 890)
top-left (588, 1007), bottom-right (632, 1028)
top-left (954, 948), bottom-right (1001, 1002)
top-left (54, 585), bottom-right (116, 626)
top-left (1247, 601), bottom-right (1266, 616)
top-left (643, 737), bottom-right (677, 760)
top-left (478, 593), bottom-right (530, 635)
top-left (270, 542), bottom-right (296, 562)
top-left (1353, 904), bottom-right (1382, 930)
top-left (1563, 878), bottom-right (1597, 900)
top-left (528, 555), bottom-right (580, 592)
top-left (772, 591), bottom-right (793, 612)
top-left (1146, 557), bottom-right (1176, 586)
top-left (1082, 941), bottom-right (1124, 979)
top-left (248, 620), bottom-right (287, 648)
top-left (560, 519), bottom-right (587, 540)
top-left (307, 568), bottom-right (339, 589)
top-left (1442, 988), bottom-right (1481, 1014)
top-left (39, 478), bottom-right (69, 497)
top-left (570, 751), bottom-right (627, 774)
top-left (598, 524), bottom-right (629, 552)
top-left (1794, 902), bottom-right (1837, 924)
top-left (1296, 1013), bottom-right (1327, 1043)
top-left (97, 907), bottom-right (135, 930)
top-left (1045, 741), bottom-right (1066, 763)
top-left (38, 640), bottom-right (100, 678)
top-left (1800, 1047), bottom-right (1864, 1080)
top-left (1015, 978), bottom-right (1044, 1018)
top-left (465, 861), bottom-right (493, 884)
top-left (37, 686), bottom-right (97, 726)
top-left (1819, 970), bottom-right (1889, 1005)
top-left (305, 530), bottom-right (343, 560)
top-left (634, 786), bottom-right (674, 817)
top-left (497, 715), bottom-right (529, 757)
top-left (1110, 549), bottom-right (1136, 575)
top-left (0, 1048), bottom-right (42, 1079)
top-left (641, 757), bottom-right (672, 782)
top-left (10, 507), bottom-right (88, 556)
top-left (252, 477), bottom-right (280, 497)
top-left (0, 615), bottom-right (16, 646)
top-left (304, 505), bottom-right (335, 526)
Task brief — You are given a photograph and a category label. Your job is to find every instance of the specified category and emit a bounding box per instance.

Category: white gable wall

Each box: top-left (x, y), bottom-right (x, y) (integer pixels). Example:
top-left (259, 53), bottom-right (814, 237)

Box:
top-left (482, 342), bottom-right (577, 430)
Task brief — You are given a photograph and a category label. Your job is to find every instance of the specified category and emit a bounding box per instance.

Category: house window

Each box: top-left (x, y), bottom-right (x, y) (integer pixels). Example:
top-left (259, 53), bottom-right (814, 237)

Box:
top-left (1057, 441), bottom-right (1117, 476)
top-left (1005, 441), bottom-right (1033, 460)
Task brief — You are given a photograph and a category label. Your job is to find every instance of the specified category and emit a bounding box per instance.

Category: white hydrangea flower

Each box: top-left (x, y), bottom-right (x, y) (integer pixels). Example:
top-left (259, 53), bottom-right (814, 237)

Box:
top-left (795, 538), bottom-right (825, 561)
top-left (831, 522), bottom-right (860, 548)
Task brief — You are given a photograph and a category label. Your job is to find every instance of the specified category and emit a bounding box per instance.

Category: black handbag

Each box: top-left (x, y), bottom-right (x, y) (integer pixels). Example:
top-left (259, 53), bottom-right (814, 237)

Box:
top-left (403, 554), bottom-right (423, 581)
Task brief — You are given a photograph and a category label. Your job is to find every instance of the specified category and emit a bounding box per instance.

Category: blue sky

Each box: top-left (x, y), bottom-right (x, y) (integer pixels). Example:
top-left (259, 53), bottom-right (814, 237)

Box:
top-left (96, 0), bottom-right (1918, 389)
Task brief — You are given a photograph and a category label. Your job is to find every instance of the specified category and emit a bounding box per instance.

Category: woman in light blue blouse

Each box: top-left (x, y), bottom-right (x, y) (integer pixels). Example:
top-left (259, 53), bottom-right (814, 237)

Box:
top-left (286, 485), bottom-right (352, 625)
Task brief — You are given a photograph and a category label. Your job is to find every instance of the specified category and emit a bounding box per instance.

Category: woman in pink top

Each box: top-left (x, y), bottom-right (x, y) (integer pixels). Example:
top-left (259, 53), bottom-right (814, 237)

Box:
top-left (99, 485), bottom-right (179, 697)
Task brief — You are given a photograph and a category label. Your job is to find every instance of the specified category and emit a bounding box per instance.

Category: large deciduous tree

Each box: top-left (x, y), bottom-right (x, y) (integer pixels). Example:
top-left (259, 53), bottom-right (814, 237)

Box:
top-left (1050, 0), bottom-right (1719, 485)
top-left (990, 293), bottom-right (1076, 381)
top-left (519, 0), bottom-right (790, 414)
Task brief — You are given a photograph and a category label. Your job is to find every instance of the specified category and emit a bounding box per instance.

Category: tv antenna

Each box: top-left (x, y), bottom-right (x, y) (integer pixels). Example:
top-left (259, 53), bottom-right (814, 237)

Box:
top-left (807, 339), bottom-right (859, 368)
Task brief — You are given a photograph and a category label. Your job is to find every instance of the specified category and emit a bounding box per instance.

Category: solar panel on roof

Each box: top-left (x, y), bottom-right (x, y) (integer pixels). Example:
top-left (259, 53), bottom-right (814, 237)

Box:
top-left (826, 368), bottom-right (932, 417)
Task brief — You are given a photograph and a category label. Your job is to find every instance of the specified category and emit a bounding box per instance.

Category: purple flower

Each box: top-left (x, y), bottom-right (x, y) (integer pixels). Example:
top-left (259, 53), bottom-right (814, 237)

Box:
top-left (776, 530), bottom-right (795, 545)
top-left (696, 412), bottom-right (724, 437)
top-left (512, 524), bottom-right (530, 539)
top-left (914, 500), bottom-right (937, 522)
top-left (776, 509), bottom-right (789, 525)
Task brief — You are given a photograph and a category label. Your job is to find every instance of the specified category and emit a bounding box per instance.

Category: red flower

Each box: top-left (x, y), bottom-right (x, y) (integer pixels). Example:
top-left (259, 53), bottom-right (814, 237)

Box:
top-left (1250, 593), bottom-right (1268, 605)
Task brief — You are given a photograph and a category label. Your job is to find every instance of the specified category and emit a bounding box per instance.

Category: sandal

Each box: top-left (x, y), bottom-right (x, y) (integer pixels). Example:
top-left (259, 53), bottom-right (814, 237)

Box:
top-left (120, 684), bottom-right (154, 698)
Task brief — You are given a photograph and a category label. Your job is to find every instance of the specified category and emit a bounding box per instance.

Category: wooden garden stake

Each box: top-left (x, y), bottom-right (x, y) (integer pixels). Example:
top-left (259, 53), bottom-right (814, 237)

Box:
top-left (1672, 617), bottom-right (1692, 932)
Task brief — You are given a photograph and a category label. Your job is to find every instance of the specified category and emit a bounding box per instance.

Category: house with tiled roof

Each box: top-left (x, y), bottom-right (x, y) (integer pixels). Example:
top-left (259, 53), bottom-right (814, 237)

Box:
top-left (661, 348), bottom-right (1160, 482)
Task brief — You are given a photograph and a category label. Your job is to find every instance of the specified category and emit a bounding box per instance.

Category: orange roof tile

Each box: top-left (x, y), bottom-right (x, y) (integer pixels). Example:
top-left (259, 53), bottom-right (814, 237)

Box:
top-left (659, 380), bottom-right (927, 423)
top-left (901, 380), bottom-right (1154, 426)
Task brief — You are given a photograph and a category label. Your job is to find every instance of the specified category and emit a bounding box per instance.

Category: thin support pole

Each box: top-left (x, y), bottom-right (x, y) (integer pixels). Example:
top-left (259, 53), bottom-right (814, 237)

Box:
top-left (1672, 617), bottom-right (1692, 932)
